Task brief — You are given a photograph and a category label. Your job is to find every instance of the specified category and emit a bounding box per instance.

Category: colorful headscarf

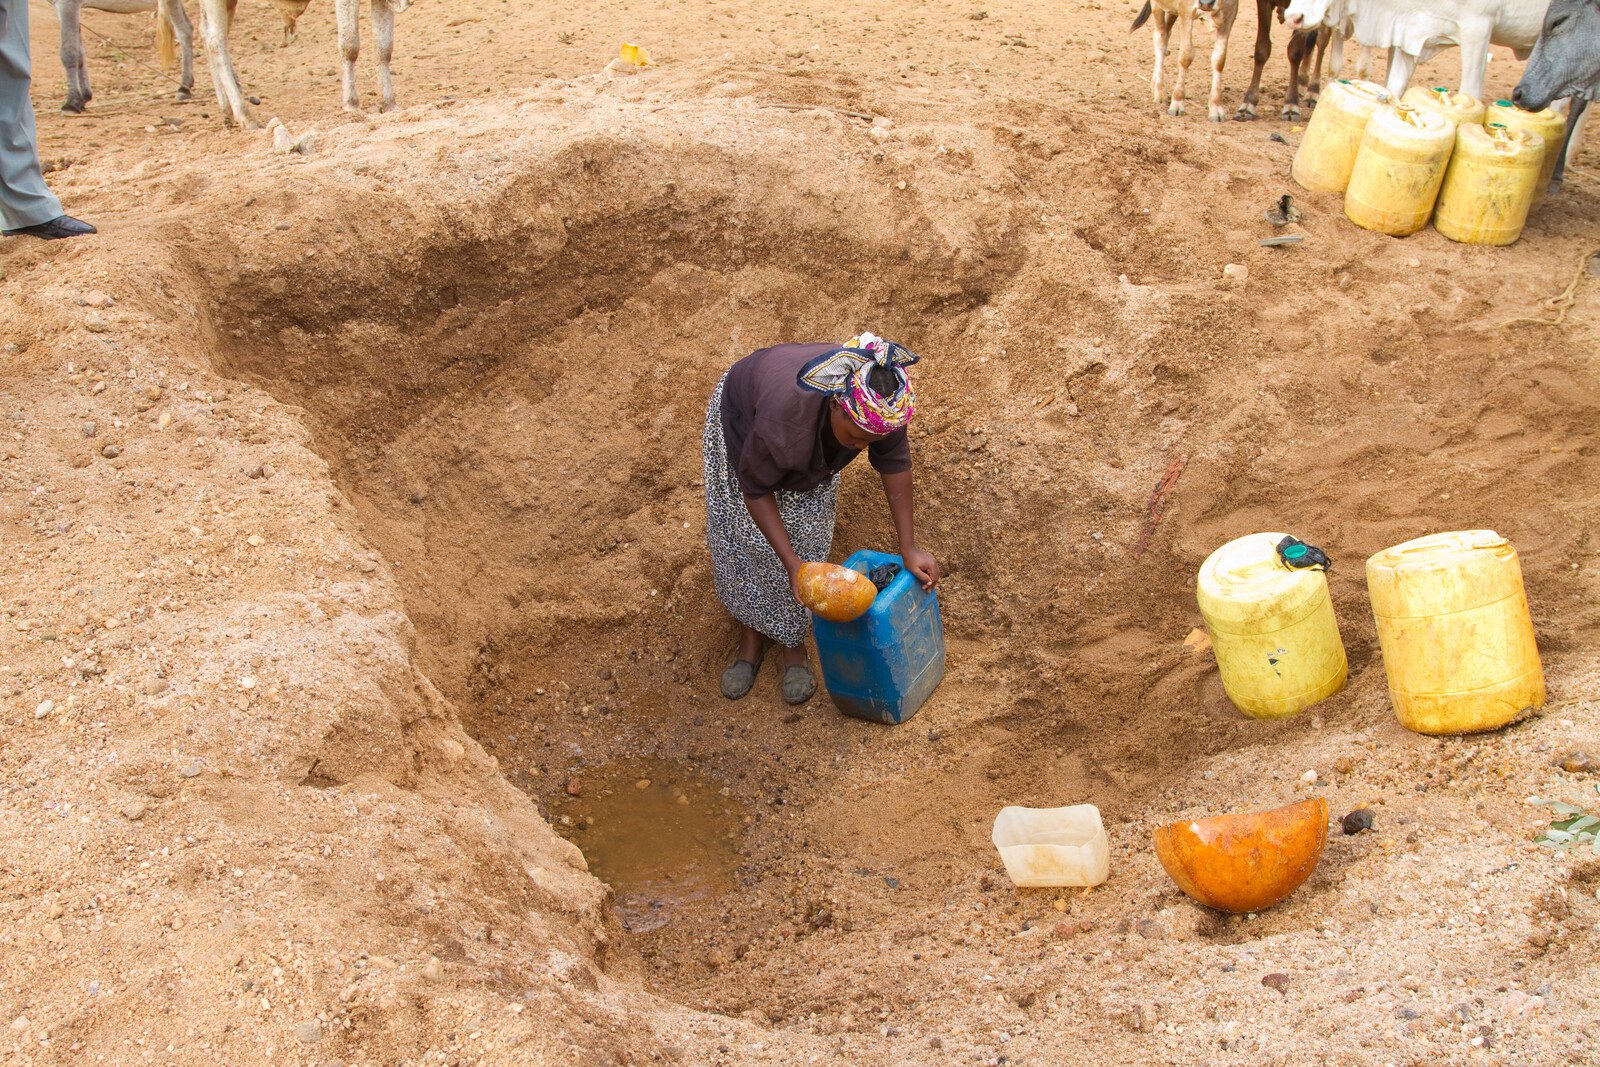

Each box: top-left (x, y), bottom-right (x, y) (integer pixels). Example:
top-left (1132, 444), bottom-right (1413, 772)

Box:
top-left (795, 332), bottom-right (919, 435)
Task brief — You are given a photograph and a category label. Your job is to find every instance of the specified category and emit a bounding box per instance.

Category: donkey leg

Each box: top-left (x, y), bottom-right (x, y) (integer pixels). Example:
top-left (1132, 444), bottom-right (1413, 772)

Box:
top-left (337, 0), bottom-right (362, 112)
top-left (159, 0), bottom-right (197, 99)
top-left (56, 0), bottom-right (92, 112)
top-left (374, 0), bottom-right (398, 112)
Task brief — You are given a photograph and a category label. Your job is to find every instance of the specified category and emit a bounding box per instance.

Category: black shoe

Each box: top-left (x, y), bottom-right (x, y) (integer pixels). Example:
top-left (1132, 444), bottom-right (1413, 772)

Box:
top-left (3, 215), bottom-right (97, 240)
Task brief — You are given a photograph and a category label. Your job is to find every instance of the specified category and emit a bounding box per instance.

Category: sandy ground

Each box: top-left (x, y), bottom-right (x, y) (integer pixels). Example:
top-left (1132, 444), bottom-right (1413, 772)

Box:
top-left (3, 0), bottom-right (1600, 1065)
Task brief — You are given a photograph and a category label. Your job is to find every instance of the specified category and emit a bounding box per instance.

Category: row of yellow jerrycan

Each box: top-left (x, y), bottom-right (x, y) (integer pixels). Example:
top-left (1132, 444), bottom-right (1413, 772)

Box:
top-left (1291, 79), bottom-right (1568, 245)
top-left (1196, 530), bottom-right (1544, 735)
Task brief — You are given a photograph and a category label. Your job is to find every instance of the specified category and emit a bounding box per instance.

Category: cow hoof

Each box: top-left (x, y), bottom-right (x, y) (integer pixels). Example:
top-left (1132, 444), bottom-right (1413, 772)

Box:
top-left (1209, 106), bottom-right (1226, 123)
top-left (1234, 105), bottom-right (1256, 121)
top-left (1281, 105), bottom-right (1302, 121)
top-left (1168, 100), bottom-right (1186, 117)
top-left (61, 100), bottom-right (86, 115)
top-left (176, 86), bottom-right (193, 100)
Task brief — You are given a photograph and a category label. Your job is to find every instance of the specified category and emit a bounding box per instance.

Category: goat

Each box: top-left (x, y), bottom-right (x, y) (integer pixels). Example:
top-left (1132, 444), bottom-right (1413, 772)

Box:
top-left (1131, 0), bottom-right (1243, 122)
top-left (1513, 0), bottom-right (1597, 190)
top-left (1238, 0), bottom-right (1331, 120)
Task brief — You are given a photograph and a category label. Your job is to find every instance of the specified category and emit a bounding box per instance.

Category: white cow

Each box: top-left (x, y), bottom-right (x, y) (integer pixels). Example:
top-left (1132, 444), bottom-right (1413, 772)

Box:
top-left (1285, 0), bottom-right (1550, 100)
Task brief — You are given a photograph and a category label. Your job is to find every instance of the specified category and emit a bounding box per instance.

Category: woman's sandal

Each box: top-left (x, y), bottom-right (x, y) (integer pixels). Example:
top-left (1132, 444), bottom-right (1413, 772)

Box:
top-left (781, 663), bottom-right (817, 705)
top-left (720, 643), bottom-right (770, 700)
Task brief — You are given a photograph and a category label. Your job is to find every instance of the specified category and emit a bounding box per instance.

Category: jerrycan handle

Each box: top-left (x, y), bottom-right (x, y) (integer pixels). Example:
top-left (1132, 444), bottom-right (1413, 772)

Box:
top-left (1275, 536), bottom-right (1332, 573)
top-left (1486, 123), bottom-right (1520, 153)
top-left (1393, 103), bottom-right (1428, 129)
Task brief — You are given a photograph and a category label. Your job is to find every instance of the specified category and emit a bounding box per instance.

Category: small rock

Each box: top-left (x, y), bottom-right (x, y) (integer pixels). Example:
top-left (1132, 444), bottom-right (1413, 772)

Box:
top-left (294, 128), bottom-right (318, 155)
top-left (1406, 257), bottom-right (1421, 268)
top-left (1527, 930), bottom-right (1550, 949)
top-left (660, 1047), bottom-right (686, 1063)
top-left (81, 290), bottom-right (114, 308)
top-left (1182, 627), bottom-right (1212, 653)
top-left (705, 946), bottom-right (730, 969)
top-left (247, 534), bottom-right (265, 547)
top-left (70, 453), bottom-right (92, 468)
top-left (181, 764), bottom-right (202, 778)
top-left (8, 1016), bottom-right (28, 1033)
top-left (1135, 918), bottom-right (1167, 940)
top-left (34, 699), bottom-right (54, 720)
top-left (1133, 1000), bottom-right (1159, 1033)
top-left (421, 956), bottom-right (444, 982)
top-left (1558, 749), bottom-right (1593, 774)
top-left (40, 923), bottom-right (63, 944)
top-left (872, 115), bottom-right (892, 130)
top-left (293, 1020), bottom-right (321, 1044)
top-left (1064, 401), bottom-right (1081, 417)
top-left (1300, 768), bottom-right (1319, 786)
top-left (157, 411), bottom-right (172, 429)
top-left (272, 124), bottom-right (295, 155)
top-left (929, 1036), bottom-right (944, 1049)
top-left (1222, 262), bottom-right (1249, 282)
top-left (565, 778), bottom-right (582, 796)
top-left (83, 312), bottom-right (111, 333)
top-left (121, 800), bottom-right (147, 821)
top-left (1337, 272), bottom-right (1353, 289)
top-left (81, 420), bottom-right (97, 438)
top-left (143, 677), bottom-right (168, 695)
top-left (1262, 972), bottom-right (1291, 995)
top-left (101, 444), bottom-right (120, 459)
top-left (1333, 756), bottom-right (1355, 775)
top-left (1341, 808), bottom-right (1375, 835)
top-left (1395, 1004), bottom-right (1422, 1020)
top-left (635, 778), bottom-right (651, 790)
top-left (1052, 920), bottom-right (1085, 939)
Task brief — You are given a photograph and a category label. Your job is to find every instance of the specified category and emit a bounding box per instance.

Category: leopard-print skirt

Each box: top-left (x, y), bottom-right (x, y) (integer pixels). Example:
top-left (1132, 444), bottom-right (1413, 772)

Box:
top-left (703, 373), bottom-right (839, 648)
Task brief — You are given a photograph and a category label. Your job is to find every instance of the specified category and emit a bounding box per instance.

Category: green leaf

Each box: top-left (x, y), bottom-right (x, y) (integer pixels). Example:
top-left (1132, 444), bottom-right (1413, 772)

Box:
top-left (1571, 815), bottom-right (1600, 833)
top-left (1545, 828), bottom-right (1576, 843)
top-left (1533, 800), bottom-right (1585, 816)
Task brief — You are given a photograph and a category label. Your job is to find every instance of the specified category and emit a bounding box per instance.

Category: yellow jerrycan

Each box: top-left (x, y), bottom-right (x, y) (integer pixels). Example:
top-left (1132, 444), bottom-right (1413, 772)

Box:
top-left (1196, 533), bottom-right (1348, 720)
top-left (1433, 124), bottom-right (1543, 246)
top-left (1292, 79), bottom-right (1391, 194)
top-left (1400, 86), bottom-right (1487, 129)
top-left (1486, 101), bottom-right (1567, 204)
top-left (1344, 104), bottom-right (1456, 236)
top-left (1366, 531), bottom-right (1544, 735)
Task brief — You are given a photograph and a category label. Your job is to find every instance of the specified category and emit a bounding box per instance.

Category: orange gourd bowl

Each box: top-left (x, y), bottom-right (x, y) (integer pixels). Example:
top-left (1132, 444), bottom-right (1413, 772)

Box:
top-left (797, 562), bottom-right (878, 622)
top-left (1152, 797), bottom-right (1328, 914)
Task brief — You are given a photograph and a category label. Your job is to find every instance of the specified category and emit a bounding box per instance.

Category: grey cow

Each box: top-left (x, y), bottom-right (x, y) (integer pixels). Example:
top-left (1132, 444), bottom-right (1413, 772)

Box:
top-left (1514, 0), bottom-right (1598, 191)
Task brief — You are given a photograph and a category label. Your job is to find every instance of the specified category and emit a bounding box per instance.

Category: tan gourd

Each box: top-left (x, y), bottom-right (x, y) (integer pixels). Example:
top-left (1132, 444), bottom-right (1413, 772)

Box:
top-left (1292, 79), bottom-right (1391, 194)
top-left (1433, 124), bottom-right (1543, 246)
top-left (1344, 104), bottom-right (1456, 236)
top-left (797, 562), bottom-right (877, 622)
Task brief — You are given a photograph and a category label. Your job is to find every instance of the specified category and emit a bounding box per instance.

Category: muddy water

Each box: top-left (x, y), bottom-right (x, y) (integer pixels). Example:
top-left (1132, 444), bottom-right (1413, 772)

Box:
top-left (547, 760), bottom-right (748, 933)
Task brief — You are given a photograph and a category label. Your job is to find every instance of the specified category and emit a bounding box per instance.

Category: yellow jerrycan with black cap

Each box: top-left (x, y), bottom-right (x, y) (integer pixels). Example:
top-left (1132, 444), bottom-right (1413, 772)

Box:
top-left (1485, 101), bottom-right (1568, 204)
top-left (1433, 124), bottom-right (1543, 246)
top-left (1292, 79), bottom-right (1391, 194)
top-left (1344, 104), bottom-right (1456, 236)
top-left (1366, 530), bottom-right (1544, 735)
top-left (1196, 533), bottom-right (1348, 720)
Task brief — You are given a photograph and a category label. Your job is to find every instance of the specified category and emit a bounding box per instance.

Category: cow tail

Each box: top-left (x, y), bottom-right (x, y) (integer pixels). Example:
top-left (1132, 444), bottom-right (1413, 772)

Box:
top-left (1131, 2), bottom-right (1153, 32)
top-left (156, 10), bottom-right (176, 70)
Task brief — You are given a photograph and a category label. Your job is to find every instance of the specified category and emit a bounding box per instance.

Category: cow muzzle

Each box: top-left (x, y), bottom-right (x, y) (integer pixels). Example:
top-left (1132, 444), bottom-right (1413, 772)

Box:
top-left (1198, 0), bottom-right (1219, 9)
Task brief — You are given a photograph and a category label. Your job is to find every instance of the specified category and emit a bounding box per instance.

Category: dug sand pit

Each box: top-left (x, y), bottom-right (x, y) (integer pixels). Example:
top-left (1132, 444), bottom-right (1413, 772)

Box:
top-left (3, 1), bottom-right (1600, 1064)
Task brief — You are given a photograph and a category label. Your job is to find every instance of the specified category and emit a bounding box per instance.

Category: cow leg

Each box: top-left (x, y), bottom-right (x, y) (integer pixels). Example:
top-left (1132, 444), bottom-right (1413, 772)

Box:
top-left (1384, 47), bottom-right (1415, 99)
top-left (1283, 29), bottom-right (1307, 120)
top-left (1206, 1), bottom-right (1236, 123)
top-left (1171, 9), bottom-right (1194, 116)
top-left (55, 0), bottom-right (91, 113)
top-left (373, 0), bottom-right (398, 112)
top-left (1149, 11), bottom-right (1171, 110)
top-left (338, 0), bottom-right (362, 112)
top-left (1307, 26), bottom-right (1328, 105)
top-left (1454, 18), bottom-right (1492, 103)
top-left (199, 0), bottom-right (256, 128)
top-left (1356, 43), bottom-right (1373, 81)
top-left (1236, 0), bottom-right (1271, 121)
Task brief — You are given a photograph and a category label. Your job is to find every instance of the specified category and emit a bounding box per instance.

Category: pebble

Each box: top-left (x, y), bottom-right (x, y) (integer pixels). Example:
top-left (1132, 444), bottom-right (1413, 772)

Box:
top-left (143, 677), bottom-right (168, 695)
top-left (101, 445), bottom-right (120, 459)
top-left (705, 947), bottom-right (731, 969)
top-left (8, 1016), bottom-right (27, 1033)
top-left (1558, 749), bottom-right (1593, 774)
top-left (34, 699), bottom-right (53, 720)
top-left (83, 312), bottom-right (110, 334)
top-left (1334, 756), bottom-right (1354, 775)
top-left (421, 957), bottom-right (444, 982)
top-left (80, 290), bottom-right (114, 308)
top-left (1262, 973), bottom-right (1291, 995)
top-left (565, 778), bottom-right (582, 796)
top-left (181, 764), bottom-right (202, 778)
top-left (121, 801), bottom-right (147, 821)
top-left (294, 1020), bottom-right (321, 1044)
top-left (1300, 768), bottom-right (1319, 786)
top-left (1133, 1000), bottom-right (1159, 1033)
top-left (1222, 263), bottom-right (1249, 282)
top-left (157, 412), bottom-right (172, 429)
top-left (1134, 918), bottom-right (1167, 940)
top-left (81, 421), bottom-right (97, 438)
top-left (635, 779), bottom-right (651, 790)
top-left (70, 453), bottom-right (92, 468)
top-left (1341, 808), bottom-right (1375, 835)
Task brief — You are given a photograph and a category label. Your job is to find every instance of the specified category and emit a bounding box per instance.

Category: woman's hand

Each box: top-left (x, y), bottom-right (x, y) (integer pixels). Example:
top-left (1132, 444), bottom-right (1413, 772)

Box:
top-left (902, 544), bottom-right (940, 591)
top-left (783, 552), bottom-right (805, 604)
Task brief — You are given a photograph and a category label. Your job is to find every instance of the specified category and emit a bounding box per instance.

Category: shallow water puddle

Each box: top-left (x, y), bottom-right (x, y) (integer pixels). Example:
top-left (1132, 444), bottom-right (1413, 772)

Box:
top-left (547, 760), bottom-right (747, 933)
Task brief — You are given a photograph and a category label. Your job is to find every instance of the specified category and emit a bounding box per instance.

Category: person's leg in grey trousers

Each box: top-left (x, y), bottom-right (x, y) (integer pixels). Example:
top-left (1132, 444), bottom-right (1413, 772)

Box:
top-left (0, 0), bottom-right (67, 230)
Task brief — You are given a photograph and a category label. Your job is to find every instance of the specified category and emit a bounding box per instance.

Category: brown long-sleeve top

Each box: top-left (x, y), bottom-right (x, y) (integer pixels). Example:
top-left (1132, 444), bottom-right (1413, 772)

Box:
top-left (719, 342), bottom-right (911, 498)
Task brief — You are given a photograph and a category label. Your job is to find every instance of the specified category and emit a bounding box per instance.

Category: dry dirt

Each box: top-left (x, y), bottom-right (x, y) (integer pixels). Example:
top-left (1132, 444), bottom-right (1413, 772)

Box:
top-left (4, 0), bottom-right (1600, 1065)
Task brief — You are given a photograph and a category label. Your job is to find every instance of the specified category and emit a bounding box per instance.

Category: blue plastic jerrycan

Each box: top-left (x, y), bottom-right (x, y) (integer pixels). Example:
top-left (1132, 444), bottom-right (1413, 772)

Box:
top-left (812, 549), bottom-right (946, 724)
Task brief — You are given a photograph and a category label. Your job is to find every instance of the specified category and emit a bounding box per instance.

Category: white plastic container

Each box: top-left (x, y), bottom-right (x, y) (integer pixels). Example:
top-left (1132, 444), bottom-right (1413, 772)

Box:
top-left (991, 805), bottom-right (1110, 888)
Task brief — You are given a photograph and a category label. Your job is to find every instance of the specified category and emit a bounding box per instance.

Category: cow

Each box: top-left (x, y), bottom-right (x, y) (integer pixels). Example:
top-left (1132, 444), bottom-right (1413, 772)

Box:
top-left (1131, 0), bottom-right (1243, 122)
top-left (1513, 0), bottom-right (1598, 190)
top-left (1238, 0), bottom-right (1332, 120)
top-left (1284, 0), bottom-right (1549, 101)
